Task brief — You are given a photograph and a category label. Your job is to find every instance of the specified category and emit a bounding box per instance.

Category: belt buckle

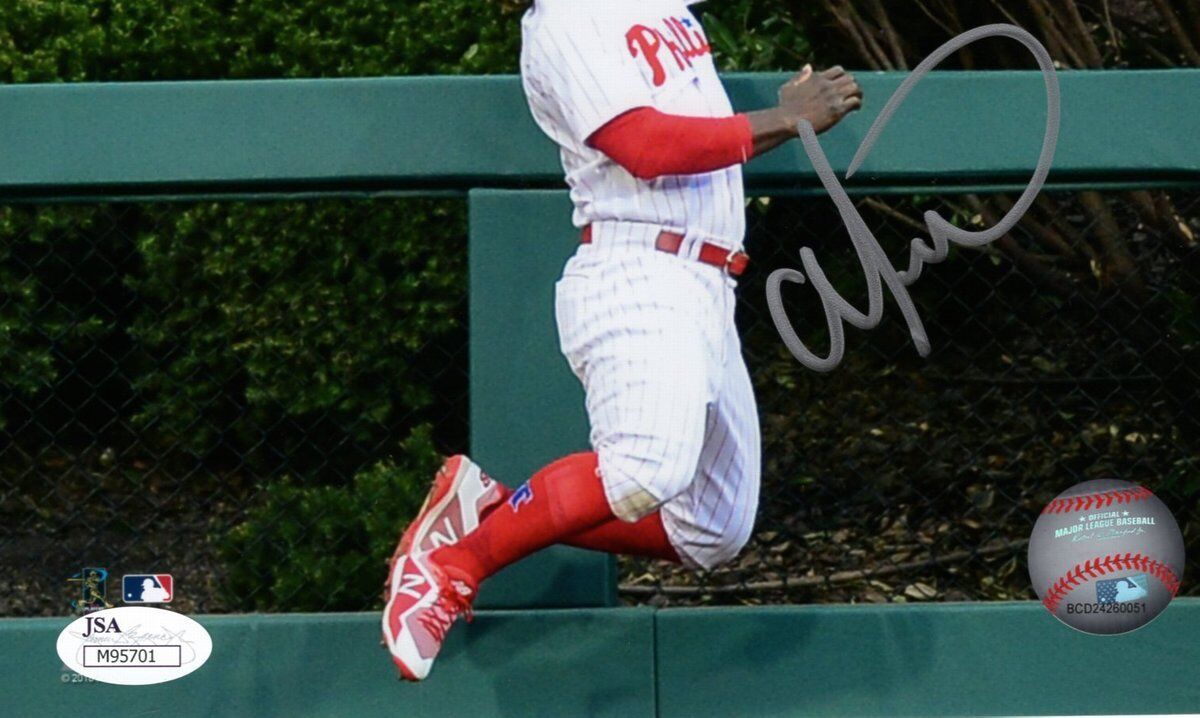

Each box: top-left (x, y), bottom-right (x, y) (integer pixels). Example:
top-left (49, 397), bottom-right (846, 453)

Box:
top-left (724, 248), bottom-right (737, 271)
top-left (724, 246), bottom-right (748, 276)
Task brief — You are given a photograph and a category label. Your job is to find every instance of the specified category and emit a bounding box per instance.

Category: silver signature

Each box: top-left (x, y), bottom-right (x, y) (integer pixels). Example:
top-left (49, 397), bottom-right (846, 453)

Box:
top-left (767, 24), bottom-right (1061, 372)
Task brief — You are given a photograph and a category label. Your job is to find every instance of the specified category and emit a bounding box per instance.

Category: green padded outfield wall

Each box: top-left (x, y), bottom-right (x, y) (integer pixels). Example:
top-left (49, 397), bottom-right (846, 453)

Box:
top-left (3, 610), bottom-right (658, 717)
top-left (469, 189), bottom-right (616, 609)
top-left (0, 71), bottom-right (1197, 200)
top-left (5, 602), bottom-right (1198, 716)
top-left (655, 601), bottom-right (1200, 717)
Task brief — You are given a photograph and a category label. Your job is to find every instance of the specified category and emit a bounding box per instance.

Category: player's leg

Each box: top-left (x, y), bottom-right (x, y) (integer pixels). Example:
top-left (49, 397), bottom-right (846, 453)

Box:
top-left (561, 505), bottom-right (680, 561)
top-left (481, 477), bottom-right (680, 562)
top-left (383, 254), bottom-right (717, 680)
top-left (382, 451), bottom-right (625, 680)
top-left (470, 287), bottom-right (760, 569)
top-left (659, 331), bottom-right (762, 570)
top-left (432, 251), bottom-right (717, 585)
top-left (430, 348), bottom-right (709, 583)
top-left (426, 451), bottom-right (617, 583)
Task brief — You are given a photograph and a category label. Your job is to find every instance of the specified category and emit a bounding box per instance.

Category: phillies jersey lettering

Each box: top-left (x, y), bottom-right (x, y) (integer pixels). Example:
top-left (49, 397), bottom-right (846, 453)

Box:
top-left (626, 16), bottom-right (712, 87)
top-left (520, 0), bottom-right (746, 247)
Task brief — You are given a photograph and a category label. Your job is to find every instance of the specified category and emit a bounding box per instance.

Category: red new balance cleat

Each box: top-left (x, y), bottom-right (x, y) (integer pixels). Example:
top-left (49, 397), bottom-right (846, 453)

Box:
top-left (382, 551), bottom-right (477, 681)
top-left (394, 455), bottom-right (505, 561)
top-left (380, 455), bottom-right (504, 652)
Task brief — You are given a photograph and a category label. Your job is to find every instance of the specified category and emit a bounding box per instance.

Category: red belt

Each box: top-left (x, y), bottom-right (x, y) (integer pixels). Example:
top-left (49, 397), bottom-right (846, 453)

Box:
top-left (581, 225), bottom-right (749, 277)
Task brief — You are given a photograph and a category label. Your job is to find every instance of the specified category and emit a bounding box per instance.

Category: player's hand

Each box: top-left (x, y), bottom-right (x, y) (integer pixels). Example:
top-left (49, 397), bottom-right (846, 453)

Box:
top-left (778, 65), bottom-right (863, 135)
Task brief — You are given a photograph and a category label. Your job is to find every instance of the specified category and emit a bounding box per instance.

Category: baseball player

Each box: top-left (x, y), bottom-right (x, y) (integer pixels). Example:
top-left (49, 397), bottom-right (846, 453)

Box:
top-left (383, 0), bottom-right (862, 681)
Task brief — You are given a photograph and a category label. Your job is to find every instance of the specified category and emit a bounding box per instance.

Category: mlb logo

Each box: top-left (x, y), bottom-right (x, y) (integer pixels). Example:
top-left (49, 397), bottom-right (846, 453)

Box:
top-left (123, 574), bottom-right (174, 603)
top-left (1096, 574), bottom-right (1148, 604)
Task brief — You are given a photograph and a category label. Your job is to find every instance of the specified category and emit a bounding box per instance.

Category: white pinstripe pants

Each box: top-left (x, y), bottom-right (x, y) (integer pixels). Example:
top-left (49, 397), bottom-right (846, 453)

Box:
top-left (554, 232), bottom-right (761, 570)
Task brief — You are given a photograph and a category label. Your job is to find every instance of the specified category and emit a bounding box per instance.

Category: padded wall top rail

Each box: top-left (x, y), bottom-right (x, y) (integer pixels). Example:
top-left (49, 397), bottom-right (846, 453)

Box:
top-left (0, 70), bottom-right (1197, 199)
top-left (6, 601), bottom-right (1199, 717)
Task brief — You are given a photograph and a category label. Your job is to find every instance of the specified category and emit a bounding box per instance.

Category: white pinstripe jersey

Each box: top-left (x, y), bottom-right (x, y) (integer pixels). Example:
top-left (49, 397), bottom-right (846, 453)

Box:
top-left (520, 0), bottom-right (746, 248)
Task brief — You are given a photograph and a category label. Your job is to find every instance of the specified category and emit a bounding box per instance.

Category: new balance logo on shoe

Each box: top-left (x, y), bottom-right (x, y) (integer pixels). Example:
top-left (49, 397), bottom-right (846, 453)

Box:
top-left (427, 518), bottom-right (460, 549)
top-left (398, 570), bottom-right (427, 600)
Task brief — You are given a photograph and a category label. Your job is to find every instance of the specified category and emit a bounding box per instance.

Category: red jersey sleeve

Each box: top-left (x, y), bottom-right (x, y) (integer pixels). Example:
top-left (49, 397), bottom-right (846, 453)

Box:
top-left (587, 107), bottom-right (756, 181)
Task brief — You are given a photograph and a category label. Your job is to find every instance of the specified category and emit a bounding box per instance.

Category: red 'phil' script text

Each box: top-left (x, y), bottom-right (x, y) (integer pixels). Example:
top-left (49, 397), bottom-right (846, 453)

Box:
top-left (626, 18), bottom-right (711, 86)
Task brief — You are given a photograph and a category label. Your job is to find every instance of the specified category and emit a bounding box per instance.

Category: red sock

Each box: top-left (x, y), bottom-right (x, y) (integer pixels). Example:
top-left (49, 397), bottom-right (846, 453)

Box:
top-left (479, 463), bottom-right (681, 564)
top-left (565, 512), bottom-right (680, 562)
top-left (433, 452), bottom-right (615, 586)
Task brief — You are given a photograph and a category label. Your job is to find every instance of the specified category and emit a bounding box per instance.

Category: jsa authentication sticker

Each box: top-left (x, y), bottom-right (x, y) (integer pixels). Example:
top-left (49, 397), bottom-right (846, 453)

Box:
top-left (56, 606), bottom-right (212, 685)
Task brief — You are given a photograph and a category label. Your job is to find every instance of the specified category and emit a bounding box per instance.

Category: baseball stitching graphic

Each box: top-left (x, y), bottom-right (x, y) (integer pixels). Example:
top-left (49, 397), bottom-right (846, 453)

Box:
top-left (1040, 486), bottom-right (1153, 515)
top-left (1040, 551), bottom-right (1180, 613)
top-left (1028, 479), bottom-right (1185, 635)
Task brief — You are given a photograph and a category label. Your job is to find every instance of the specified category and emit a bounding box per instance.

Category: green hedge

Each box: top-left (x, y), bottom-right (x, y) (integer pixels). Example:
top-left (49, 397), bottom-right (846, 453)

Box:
top-left (0, 0), bottom-right (521, 82)
top-left (0, 206), bottom-right (114, 430)
top-left (129, 200), bottom-right (466, 459)
top-left (221, 425), bottom-right (440, 611)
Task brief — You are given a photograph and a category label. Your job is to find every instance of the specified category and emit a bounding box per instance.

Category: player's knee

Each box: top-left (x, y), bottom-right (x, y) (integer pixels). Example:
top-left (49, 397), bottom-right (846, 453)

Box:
top-left (604, 458), bottom-right (700, 525)
top-left (599, 449), bottom-right (702, 523)
top-left (649, 462), bottom-right (701, 508)
top-left (603, 466), bottom-right (698, 523)
top-left (700, 520), bottom-right (755, 570)
top-left (654, 429), bottom-right (709, 499)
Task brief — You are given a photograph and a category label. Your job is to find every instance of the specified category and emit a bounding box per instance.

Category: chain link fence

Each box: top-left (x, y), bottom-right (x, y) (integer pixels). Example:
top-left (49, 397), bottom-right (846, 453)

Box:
top-left (0, 199), bottom-right (471, 615)
top-left (623, 188), bottom-right (1200, 606)
top-left (2, 188), bottom-right (1198, 616)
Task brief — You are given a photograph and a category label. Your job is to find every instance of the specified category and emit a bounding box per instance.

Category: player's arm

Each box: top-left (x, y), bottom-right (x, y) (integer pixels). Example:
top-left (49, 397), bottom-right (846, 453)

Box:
top-left (588, 65), bottom-right (862, 181)
top-left (587, 109), bottom-right (755, 181)
top-left (747, 65), bottom-right (863, 156)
